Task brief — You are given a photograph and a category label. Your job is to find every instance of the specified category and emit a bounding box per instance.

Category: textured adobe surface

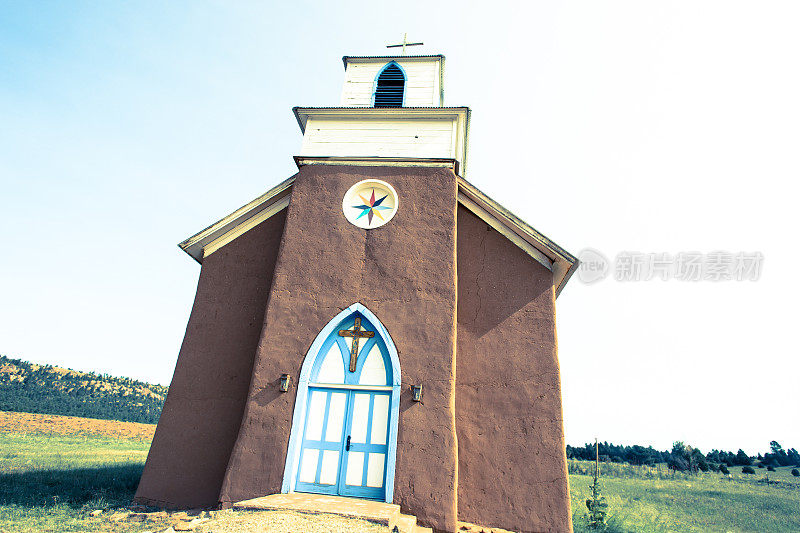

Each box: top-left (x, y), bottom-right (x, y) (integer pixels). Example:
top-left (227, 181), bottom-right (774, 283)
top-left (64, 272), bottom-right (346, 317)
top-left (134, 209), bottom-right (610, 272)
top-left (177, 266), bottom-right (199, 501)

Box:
top-left (135, 211), bottom-right (287, 508)
top-left (219, 165), bottom-right (460, 532)
top-left (135, 167), bottom-right (573, 533)
top-left (455, 206), bottom-right (572, 532)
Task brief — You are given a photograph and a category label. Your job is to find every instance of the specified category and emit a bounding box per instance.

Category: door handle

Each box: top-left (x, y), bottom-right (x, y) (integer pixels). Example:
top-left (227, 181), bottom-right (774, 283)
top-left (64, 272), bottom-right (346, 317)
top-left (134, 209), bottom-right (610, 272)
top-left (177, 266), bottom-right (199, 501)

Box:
top-left (346, 435), bottom-right (351, 451)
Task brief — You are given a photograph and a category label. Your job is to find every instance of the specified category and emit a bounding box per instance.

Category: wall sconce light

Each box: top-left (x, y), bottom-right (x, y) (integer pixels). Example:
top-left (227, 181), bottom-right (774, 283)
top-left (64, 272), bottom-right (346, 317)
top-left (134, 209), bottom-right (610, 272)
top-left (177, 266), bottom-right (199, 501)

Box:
top-left (279, 374), bottom-right (291, 392)
top-left (411, 384), bottom-right (423, 402)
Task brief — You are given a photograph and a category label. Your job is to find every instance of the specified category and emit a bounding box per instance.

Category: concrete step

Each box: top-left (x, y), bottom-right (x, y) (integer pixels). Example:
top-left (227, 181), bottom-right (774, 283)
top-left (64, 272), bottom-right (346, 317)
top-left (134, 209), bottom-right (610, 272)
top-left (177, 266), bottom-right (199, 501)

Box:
top-left (235, 493), bottom-right (402, 527)
top-left (413, 526), bottom-right (433, 533)
top-left (392, 512), bottom-right (416, 533)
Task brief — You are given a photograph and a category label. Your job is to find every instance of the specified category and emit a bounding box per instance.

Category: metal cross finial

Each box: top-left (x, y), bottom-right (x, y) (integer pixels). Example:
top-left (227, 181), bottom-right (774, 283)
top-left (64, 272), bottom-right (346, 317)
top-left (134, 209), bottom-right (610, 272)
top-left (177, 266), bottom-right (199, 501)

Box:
top-left (386, 33), bottom-right (423, 56)
top-left (338, 317), bottom-right (375, 372)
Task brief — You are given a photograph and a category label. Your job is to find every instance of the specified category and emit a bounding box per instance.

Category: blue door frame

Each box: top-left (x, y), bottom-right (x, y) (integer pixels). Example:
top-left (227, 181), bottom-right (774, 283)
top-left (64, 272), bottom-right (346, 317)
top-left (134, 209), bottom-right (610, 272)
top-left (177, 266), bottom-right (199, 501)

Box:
top-left (282, 303), bottom-right (401, 503)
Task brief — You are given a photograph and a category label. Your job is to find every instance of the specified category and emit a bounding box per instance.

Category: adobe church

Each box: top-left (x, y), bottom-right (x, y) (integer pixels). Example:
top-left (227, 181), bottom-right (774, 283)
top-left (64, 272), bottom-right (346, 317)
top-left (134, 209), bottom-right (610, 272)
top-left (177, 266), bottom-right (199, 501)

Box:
top-left (135, 48), bottom-right (578, 533)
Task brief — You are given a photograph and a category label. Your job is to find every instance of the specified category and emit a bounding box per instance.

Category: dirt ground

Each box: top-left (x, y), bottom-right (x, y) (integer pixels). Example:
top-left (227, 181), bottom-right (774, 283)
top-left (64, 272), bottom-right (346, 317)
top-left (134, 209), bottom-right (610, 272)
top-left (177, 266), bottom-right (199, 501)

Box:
top-left (0, 411), bottom-right (156, 441)
top-left (193, 509), bottom-right (386, 533)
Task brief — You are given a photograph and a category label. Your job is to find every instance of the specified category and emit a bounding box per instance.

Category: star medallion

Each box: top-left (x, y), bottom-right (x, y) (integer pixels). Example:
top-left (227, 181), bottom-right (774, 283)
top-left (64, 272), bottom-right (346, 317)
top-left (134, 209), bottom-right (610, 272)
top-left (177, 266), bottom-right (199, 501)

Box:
top-left (352, 188), bottom-right (392, 226)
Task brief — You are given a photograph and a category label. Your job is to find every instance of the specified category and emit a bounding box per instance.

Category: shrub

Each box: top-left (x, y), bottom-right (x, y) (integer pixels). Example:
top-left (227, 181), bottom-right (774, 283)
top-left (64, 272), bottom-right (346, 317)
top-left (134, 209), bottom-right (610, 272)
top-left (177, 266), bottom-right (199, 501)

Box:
top-left (767, 466), bottom-right (776, 472)
top-left (719, 465), bottom-right (730, 475)
top-left (757, 463), bottom-right (765, 468)
top-left (742, 466), bottom-right (755, 474)
top-left (791, 469), bottom-right (799, 477)
top-left (668, 455), bottom-right (689, 472)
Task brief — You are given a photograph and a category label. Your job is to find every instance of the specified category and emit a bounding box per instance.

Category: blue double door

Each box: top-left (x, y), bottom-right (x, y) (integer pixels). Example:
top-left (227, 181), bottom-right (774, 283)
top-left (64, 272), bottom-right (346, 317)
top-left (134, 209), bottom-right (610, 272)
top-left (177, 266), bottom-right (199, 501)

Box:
top-left (295, 387), bottom-right (391, 500)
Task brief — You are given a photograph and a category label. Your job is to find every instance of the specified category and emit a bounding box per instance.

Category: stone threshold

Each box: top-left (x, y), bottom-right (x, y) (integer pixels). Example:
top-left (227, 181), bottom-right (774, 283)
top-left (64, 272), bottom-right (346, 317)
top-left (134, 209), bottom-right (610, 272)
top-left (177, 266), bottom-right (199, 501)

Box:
top-left (234, 493), bottom-right (432, 533)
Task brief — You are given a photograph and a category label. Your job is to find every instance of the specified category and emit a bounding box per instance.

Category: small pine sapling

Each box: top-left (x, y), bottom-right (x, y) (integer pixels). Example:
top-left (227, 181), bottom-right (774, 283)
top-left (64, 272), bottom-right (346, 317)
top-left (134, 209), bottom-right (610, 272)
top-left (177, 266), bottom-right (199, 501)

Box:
top-left (585, 438), bottom-right (608, 529)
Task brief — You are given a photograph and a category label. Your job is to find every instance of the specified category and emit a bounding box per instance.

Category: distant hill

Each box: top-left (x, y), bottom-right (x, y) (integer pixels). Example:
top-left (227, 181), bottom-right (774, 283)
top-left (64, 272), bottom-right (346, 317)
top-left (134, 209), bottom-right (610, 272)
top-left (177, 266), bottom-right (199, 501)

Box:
top-left (0, 355), bottom-right (167, 424)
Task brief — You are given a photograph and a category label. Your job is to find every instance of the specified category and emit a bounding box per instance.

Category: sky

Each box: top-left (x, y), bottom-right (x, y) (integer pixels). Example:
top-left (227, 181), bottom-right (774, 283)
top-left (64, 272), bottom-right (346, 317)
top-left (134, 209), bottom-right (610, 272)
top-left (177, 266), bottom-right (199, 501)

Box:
top-left (1, 1), bottom-right (798, 456)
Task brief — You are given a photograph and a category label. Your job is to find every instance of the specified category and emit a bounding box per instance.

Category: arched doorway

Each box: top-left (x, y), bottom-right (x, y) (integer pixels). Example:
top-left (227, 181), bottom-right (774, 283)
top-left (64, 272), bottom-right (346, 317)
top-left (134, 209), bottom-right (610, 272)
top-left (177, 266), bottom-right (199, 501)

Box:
top-left (282, 303), bottom-right (401, 502)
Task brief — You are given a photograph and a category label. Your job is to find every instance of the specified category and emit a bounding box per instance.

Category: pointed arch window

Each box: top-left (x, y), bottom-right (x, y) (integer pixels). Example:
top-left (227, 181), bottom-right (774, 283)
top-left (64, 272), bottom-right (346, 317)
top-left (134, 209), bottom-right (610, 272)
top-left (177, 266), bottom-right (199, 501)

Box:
top-left (374, 62), bottom-right (405, 108)
top-left (308, 313), bottom-right (392, 387)
top-left (282, 303), bottom-right (401, 503)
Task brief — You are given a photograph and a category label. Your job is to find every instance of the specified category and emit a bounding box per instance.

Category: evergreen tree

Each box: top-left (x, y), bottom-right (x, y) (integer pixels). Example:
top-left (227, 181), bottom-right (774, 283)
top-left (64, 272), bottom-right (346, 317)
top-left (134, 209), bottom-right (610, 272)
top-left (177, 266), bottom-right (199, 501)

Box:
top-left (585, 439), bottom-right (608, 530)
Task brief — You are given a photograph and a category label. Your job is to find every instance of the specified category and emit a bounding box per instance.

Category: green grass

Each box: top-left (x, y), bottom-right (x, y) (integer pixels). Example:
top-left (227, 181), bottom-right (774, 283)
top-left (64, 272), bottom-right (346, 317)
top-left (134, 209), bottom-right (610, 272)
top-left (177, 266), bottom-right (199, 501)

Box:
top-left (569, 460), bottom-right (800, 532)
top-left (0, 432), bottom-right (151, 532)
top-left (2, 429), bottom-right (799, 532)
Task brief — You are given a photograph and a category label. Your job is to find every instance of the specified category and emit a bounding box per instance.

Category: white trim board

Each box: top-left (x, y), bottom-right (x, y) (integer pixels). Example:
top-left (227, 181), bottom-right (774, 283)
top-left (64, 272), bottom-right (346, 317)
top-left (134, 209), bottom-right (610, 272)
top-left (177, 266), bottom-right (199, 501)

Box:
top-left (293, 107), bottom-right (470, 177)
top-left (294, 156), bottom-right (459, 173)
top-left (177, 176), bottom-right (295, 262)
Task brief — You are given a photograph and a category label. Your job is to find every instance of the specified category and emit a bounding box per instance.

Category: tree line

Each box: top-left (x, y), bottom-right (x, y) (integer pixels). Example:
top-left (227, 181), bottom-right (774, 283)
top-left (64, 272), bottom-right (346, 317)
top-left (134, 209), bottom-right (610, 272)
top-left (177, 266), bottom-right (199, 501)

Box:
top-left (567, 440), bottom-right (800, 473)
top-left (0, 355), bottom-right (166, 424)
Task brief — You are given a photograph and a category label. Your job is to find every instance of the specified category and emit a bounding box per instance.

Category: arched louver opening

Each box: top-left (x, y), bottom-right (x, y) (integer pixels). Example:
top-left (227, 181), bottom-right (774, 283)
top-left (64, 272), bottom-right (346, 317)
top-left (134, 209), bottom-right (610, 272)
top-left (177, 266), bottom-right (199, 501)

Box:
top-left (374, 63), bottom-right (405, 107)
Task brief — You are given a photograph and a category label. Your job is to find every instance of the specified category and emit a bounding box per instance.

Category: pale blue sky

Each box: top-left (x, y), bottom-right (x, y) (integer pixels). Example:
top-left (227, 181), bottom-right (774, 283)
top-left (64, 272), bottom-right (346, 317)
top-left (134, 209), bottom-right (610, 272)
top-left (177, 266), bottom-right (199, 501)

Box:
top-left (1, 1), bottom-right (798, 455)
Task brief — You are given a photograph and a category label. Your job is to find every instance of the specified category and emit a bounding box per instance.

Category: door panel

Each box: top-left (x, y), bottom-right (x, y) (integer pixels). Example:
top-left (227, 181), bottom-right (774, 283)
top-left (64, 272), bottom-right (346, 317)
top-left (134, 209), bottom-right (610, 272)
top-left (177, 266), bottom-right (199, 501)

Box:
top-left (339, 391), bottom-right (390, 499)
top-left (295, 388), bottom-right (347, 495)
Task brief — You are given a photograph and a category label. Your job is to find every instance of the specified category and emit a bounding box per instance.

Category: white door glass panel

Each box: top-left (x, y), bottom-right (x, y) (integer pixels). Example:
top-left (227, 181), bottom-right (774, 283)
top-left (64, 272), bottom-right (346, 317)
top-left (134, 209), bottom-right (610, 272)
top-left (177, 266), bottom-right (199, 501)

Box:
top-left (350, 393), bottom-right (370, 443)
top-left (366, 453), bottom-right (385, 487)
top-left (299, 449), bottom-right (319, 483)
top-left (317, 344), bottom-right (344, 383)
top-left (319, 450), bottom-right (339, 485)
top-left (325, 393), bottom-right (347, 442)
top-left (305, 391), bottom-right (326, 441)
top-left (370, 395), bottom-right (390, 445)
top-left (345, 451), bottom-right (364, 485)
top-left (359, 345), bottom-right (386, 385)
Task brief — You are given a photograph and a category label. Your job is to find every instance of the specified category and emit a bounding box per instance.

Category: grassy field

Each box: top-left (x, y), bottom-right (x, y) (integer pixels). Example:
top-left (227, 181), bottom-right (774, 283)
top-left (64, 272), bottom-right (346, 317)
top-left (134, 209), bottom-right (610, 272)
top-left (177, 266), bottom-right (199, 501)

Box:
top-left (0, 412), bottom-right (153, 532)
top-left (569, 460), bottom-right (800, 532)
top-left (1, 411), bottom-right (799, 532)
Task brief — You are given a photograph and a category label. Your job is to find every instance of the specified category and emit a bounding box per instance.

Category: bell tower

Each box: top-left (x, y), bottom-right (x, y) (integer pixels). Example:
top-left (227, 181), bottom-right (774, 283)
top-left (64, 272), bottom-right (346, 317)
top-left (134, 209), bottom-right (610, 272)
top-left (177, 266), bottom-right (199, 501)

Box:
top-left (294, 47), bottom-right (470, 176)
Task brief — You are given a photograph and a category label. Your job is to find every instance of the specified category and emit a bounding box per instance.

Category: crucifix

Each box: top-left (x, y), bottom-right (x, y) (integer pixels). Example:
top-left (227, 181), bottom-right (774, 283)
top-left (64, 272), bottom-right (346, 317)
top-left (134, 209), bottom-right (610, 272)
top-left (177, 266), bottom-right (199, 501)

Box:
top-left (338, 317), bottom-right (375, 372)
top-left (386, 33), bottom-right (423, 56)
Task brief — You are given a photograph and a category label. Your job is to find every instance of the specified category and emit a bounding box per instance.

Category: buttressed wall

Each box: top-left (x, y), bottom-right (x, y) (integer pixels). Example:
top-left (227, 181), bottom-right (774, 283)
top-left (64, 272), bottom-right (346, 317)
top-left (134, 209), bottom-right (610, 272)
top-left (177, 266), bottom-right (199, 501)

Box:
top-left (219, 165), bottom-right (460, 532)
top-left (136, 166), bottom-right (572, 533)
top-left (135, 211), bottom-right (287, 508)
top-left (455, 206), bottom-right (572, 533)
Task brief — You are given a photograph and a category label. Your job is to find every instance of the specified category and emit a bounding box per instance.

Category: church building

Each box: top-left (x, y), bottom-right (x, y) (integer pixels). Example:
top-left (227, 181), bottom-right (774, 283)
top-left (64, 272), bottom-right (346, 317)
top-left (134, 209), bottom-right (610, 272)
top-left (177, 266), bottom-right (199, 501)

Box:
top-left (135, 49), bottom-right (578, 533)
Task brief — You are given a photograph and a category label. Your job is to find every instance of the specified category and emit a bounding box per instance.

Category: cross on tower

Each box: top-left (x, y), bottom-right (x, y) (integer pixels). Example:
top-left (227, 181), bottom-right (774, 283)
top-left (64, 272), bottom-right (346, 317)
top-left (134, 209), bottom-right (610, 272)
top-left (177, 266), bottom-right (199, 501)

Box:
top-left (338, 317), bottom-right (375, 372)
top-left (386, 33), bottom-right (423, 55)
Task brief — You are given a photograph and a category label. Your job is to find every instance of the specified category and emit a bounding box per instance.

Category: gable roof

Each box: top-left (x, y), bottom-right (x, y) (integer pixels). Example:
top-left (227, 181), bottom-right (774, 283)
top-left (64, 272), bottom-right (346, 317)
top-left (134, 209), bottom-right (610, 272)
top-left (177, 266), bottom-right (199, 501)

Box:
top-left (178, 161), bottom-right (578, 297)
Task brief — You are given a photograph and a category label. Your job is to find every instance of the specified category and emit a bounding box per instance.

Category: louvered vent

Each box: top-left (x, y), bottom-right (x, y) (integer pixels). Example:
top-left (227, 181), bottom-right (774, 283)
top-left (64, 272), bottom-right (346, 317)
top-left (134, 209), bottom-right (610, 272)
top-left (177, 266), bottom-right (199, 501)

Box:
top-left (374, 63), bottom-right (405, 107)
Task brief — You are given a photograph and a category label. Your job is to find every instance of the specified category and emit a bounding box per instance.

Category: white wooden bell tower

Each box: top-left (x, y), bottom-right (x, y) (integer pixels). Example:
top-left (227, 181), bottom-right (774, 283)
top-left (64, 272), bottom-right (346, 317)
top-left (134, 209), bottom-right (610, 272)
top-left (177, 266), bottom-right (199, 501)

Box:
top-left (294, 52), bottom-right (470, 175)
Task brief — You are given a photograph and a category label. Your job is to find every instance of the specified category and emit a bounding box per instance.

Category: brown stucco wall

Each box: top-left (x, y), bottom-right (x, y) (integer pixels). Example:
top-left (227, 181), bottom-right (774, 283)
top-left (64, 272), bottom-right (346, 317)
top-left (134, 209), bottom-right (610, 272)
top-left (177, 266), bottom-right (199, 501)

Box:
top-left (135, 210), bottom-right (287, 509)
top-left (219, 165), bottom-right (460, 532)
top-left (455, 206), bottom-right (572, 533)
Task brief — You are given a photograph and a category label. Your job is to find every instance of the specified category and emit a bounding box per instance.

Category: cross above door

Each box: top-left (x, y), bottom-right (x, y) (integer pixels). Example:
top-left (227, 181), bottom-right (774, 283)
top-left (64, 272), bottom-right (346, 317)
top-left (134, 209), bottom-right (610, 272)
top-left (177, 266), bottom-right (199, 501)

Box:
top-left (338, 317), bottom-right (375, 372)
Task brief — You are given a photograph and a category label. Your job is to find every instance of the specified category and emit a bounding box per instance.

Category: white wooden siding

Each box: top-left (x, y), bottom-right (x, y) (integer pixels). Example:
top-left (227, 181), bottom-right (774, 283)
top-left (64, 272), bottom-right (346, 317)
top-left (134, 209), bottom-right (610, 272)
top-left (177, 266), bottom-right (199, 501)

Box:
top-left (340, 59), bottom-right (441, 107)
top-left (300, 117), bottom-right (457, 160)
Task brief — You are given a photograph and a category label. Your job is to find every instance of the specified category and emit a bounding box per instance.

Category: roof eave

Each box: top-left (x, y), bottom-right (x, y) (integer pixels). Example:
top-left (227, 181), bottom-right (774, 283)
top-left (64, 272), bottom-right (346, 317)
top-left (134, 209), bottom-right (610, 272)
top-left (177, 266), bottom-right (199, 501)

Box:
top-left (177, 175), bottom-right (296, 263)
top-left (456, 175), bottom-right (578, 296)
top-left (342, 54), bottom-right (445, 69)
